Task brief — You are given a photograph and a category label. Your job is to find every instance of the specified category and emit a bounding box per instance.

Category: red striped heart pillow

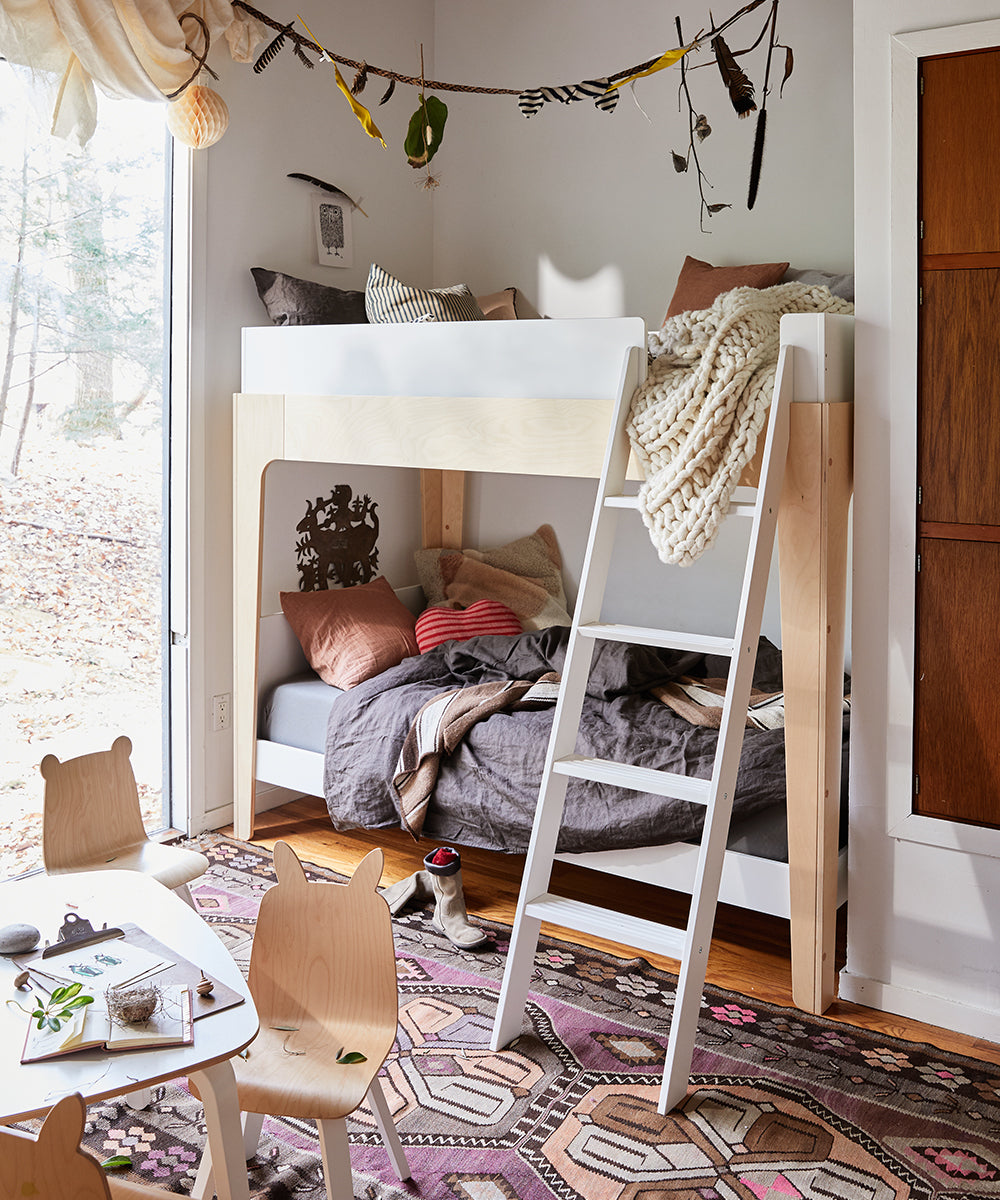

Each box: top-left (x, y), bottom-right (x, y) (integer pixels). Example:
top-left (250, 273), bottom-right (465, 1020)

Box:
top-left (416, 600), bottom-right (523, 653)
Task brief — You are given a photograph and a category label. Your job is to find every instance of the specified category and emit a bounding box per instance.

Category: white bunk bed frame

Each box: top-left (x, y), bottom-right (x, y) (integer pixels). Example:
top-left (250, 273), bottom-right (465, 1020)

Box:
top-left (233, 314), bottom-right (854, 1015)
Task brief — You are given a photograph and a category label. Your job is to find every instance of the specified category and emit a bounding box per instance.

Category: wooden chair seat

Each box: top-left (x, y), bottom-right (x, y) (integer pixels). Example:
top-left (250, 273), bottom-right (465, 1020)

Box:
top-left (41, 736), bottom-right (208, 899)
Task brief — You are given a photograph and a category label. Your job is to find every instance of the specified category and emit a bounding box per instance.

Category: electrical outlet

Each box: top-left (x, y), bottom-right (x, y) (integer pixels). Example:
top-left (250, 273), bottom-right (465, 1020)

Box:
top-left (212, 692), bottom-right (231, 732)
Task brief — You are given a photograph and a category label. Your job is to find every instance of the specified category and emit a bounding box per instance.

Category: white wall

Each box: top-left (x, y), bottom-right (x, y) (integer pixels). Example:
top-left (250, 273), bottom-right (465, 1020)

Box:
top-left (844, 0), bottom-right (1000, 1040)
top-left (188, 0), bottom-right (436, 829)
top-left (188, 0), bottom-right (855, 830)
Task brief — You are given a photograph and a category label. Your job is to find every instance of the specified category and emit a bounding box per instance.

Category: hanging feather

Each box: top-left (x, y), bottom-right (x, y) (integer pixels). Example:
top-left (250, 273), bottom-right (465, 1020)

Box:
top-left (779, 45), bottom-right (794, 96)
top-left (286, 173), bottom-right (368, 217)
top-left (351, 63), bottom-right (369, 95)
top-left (378, 78), bottom-right (396, 106)
top-left (747, 107), bottom-right (767, 209)
top-left (253, 21), bottom-right (294, 74)
top-left (694, 113), bottom-right (711, 141)
top-left (712, 34), bottom-right (756, 118)
top-left (292, 42), bottom-right (315, 70)
top-left (671, 151), bottom-right (688, 173)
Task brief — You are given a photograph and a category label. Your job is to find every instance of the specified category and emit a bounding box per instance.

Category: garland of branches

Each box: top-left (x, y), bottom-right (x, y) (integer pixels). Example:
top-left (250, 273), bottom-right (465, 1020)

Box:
top-left (229, 0), bottom-right (791, 221)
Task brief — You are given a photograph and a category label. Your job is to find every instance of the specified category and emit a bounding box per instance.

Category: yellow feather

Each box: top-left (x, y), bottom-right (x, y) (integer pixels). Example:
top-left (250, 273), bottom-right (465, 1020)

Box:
top-left (608, 45), bottom-right (693, 92)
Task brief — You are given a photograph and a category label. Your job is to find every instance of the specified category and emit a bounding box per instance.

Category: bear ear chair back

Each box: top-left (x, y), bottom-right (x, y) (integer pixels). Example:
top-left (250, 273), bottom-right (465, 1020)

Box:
top-left (0, 1091), bottom-right (136, 1200)
top-left (205, 839), bottom-right (408, 1200)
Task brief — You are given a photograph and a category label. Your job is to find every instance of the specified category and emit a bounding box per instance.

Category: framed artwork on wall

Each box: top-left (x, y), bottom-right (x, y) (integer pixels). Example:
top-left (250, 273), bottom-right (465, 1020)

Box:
top-left (313, 193), bottom-right (353, 268)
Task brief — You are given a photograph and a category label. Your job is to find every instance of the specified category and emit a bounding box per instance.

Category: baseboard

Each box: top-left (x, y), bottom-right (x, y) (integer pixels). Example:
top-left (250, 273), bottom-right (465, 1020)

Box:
top-left (839, 969), bottom-right (1000, 1045)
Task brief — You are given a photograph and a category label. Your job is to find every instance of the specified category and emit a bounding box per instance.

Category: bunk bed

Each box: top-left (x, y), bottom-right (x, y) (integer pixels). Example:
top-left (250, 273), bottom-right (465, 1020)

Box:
top-left (233, 313), bottom-right (854, 1015)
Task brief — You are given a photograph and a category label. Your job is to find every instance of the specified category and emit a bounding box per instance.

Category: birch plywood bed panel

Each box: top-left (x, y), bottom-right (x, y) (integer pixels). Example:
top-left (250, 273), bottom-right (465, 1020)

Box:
top-left (233, 315), bottom-right (853, 1014)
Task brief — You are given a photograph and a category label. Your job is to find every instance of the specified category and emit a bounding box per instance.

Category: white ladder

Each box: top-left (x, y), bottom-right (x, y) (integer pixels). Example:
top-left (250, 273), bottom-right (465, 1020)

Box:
top-left (489, 339), bottom-right (794, 1113)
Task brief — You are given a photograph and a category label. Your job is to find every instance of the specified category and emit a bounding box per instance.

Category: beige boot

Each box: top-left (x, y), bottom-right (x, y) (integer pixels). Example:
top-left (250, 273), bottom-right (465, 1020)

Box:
top-left (424, 847), bottom-right (488, 949)
top-left (380, 869), bottom-right (433, 916)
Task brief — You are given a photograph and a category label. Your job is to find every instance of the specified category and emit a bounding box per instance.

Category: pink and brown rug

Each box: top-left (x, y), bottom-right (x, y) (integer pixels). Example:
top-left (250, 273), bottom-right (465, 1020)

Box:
top-left (73, 836), bottom-right (1000, 1198)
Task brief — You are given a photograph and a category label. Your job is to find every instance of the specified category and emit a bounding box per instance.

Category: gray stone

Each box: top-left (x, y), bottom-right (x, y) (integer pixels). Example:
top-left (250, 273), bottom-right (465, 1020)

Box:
top-left (0, 923), bottom-right (40, 955)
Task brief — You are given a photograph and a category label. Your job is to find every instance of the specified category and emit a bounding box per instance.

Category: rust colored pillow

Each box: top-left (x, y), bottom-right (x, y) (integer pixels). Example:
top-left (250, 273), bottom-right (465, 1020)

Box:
top-left (663, 255), bottom-right (790, 322)
top-left (280, 576), bottom-right (418, 689)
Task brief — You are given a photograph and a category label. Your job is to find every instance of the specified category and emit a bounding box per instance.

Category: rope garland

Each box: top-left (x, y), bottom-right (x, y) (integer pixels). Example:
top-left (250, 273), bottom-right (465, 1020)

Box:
top-left (230, 0), bottom-right (764, 98)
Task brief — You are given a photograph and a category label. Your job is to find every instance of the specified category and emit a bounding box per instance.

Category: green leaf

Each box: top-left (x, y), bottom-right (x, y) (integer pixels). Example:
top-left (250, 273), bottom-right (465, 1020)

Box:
top-left (336, 1050), bottom-right (368, 1064)
top-left (101, 1155), bottom-right (132, 1171)
top-left (66, 995), bottom-right (94, 1011)
top-left (405, 94), bottom-right (448, 168)
top-left (46, 1016), bottom-right (61, 1032)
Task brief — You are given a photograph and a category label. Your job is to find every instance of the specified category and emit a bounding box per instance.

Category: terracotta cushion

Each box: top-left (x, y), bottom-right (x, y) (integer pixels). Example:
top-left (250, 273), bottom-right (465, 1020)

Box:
top-left (663, 255), bottom-right (790, 321)
top-left (280, 576), bottom-right (418, 689)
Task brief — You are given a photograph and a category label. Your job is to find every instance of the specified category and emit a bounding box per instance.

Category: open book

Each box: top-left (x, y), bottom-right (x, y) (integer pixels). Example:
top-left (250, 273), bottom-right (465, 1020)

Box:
top-left (21, 984), bottom-right (193, 1063)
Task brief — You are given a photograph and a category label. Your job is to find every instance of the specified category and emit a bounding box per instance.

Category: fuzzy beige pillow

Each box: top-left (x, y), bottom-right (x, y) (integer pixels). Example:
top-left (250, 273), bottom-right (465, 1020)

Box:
top-left (280, 576), bottom-right (418, 689)
top-left (414, 525), bottom-right (571, 630)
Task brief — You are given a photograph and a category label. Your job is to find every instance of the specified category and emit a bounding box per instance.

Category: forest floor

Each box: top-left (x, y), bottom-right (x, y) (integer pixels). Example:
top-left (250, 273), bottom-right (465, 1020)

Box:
top-left (0, 413), bottom-right (164, 879)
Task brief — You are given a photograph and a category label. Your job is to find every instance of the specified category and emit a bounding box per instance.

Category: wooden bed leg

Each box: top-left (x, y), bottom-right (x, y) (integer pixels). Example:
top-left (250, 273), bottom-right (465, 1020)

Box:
top-left (778, 400), bottom-right (853, 1014)
top-left (420, 468), bottom-right (465, 549)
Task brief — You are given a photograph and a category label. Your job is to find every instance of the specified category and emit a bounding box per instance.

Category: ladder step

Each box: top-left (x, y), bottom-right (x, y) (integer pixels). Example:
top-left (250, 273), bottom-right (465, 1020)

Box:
top-left (578, 622), bottom-right (735, 656)
top-left (524, 894), bottom-right (688, 961)
top-left (553, 755), bottom-right (712, 804)
top-left (605, 490), bottom-right (758, 518)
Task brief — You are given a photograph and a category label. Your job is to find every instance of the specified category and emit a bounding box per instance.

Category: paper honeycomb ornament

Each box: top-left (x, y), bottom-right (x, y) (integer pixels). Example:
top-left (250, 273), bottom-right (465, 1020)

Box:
top-left (166, 83), bottom-right (229, 149)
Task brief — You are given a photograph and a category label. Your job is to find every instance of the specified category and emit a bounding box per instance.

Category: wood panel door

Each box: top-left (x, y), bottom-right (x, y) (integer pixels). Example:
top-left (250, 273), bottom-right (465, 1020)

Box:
top-left (921, 49), bottom-right (1000, 257)
top-left (915, 47), bottom-right (1000, 824)
top-left (919, 269), bottom-right (1000, 527)
top-left (913, 538), bottom-right (1000, 826)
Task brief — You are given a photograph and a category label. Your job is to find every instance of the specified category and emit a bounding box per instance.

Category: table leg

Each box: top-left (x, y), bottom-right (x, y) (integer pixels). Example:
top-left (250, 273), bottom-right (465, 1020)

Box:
top-left (189, 1060), bottom-right (250, 1200)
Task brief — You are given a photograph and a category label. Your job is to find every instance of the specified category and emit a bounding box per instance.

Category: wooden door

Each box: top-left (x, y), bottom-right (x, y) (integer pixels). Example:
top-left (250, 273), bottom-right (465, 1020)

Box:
top-left (915, 49), bottom-right (1000, 824)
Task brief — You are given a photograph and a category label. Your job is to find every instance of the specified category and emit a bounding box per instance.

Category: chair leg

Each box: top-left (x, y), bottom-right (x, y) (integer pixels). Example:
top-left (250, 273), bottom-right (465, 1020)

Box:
top-left (191, 1111), bottom-right (263, 1200)
top-left (366, 1080), bottom-right (410, 1181)
top-left (241, 1110), bottom-right (264, 1157)
top-left (316, 1118), bottom-right (352, 1200)
top-left (124, 1087), bottom-right (151, 1110)
top-left (174, 881), bottom-right (197, 908)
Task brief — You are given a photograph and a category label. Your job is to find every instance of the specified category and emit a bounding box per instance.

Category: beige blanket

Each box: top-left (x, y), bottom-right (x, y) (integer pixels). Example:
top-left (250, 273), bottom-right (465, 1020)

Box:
top-left (627, 282), bottom-right (853, 566)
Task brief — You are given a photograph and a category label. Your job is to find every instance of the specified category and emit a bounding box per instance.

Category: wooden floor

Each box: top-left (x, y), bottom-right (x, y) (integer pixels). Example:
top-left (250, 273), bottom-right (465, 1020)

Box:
top-left (232, 795), bottom-right (1000, 1068)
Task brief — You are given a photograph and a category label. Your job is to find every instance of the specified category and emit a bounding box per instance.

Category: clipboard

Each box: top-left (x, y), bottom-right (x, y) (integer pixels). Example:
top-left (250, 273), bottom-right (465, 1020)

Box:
top-left (15, 922), bottom-right (244, 1022)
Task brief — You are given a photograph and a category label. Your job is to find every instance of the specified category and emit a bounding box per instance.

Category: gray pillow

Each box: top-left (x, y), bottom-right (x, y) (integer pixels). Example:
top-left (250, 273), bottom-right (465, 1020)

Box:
top-left (782, 267), bottom-right (854, 303)
top-left (251, 267), bottom-right (368, 326)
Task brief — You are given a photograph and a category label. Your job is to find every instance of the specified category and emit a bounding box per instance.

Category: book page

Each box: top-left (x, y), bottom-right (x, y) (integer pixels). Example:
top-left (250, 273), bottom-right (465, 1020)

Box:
top-left (105, 984), bottom-right (193, 1051)
top-left (21, 1004), bottom-right (106, 1063)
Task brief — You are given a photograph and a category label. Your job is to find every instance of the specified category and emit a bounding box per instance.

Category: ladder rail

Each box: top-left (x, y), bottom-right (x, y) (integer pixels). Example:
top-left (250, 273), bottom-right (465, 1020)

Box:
top-left (490, 343), bottom-right (646, 1050)
top-left (656, 342), bottom-right (794, 1111)
top-left (490, 336), bottom-right (795, 1117)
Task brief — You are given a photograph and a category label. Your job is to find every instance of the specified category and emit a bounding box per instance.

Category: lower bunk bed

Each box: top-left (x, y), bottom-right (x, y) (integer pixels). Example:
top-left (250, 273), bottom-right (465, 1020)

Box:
top-left (258, 623), bottom-right (849, 898)
top-left (234, 312), bottom-right (854, 1014)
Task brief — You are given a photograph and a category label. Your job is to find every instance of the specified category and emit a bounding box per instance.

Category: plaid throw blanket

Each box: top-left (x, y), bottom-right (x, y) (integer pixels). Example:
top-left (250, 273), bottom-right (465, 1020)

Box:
top-left (392, 675), bottom-right (559, 837)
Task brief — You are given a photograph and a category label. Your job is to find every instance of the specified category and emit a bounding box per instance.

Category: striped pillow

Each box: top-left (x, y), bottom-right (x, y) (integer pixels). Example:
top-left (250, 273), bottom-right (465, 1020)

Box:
top-left (415, 600), bottom-right (523, 653)
top-left (365, 263), bottom-right (485, 323)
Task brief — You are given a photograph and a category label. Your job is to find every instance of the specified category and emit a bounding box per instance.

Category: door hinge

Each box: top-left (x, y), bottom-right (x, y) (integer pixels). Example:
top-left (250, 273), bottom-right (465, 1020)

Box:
top-left (916, 552), bottom-right (922, 572)
top-left (918, 285), bottom-right (923, 305)
top-left (914, 773), bottom-right (920, 796)
top-left (917, 484), bottom-right (922, 505)
top-left (919, 218), bottom-right (925, 239)
top-left (919, 75), bottom-right (924, 96)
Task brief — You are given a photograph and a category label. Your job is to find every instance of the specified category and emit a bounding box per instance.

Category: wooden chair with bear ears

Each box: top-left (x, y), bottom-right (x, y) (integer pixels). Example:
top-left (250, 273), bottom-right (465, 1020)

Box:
top-left (191, 841), bottom-right (410, 1199)
top-left (40, 735), bottom-right (208, 906)
top-left (0, 1091), bottom-right (162, 1198)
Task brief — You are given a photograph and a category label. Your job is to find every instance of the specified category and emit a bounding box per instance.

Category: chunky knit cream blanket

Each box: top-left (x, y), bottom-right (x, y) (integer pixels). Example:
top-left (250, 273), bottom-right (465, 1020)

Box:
top-left (627, 282), bottom-right (853, 566)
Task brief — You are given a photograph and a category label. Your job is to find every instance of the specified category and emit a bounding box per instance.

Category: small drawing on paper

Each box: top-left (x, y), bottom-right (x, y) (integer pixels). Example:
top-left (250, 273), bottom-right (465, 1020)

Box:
top-left (313, 194), bottom-right (353, 268)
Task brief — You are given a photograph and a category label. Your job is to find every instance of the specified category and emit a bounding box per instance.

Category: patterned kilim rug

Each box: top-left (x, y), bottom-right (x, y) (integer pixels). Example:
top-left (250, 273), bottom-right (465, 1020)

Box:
top-left (67, 835), bottom-right (1000, 1198)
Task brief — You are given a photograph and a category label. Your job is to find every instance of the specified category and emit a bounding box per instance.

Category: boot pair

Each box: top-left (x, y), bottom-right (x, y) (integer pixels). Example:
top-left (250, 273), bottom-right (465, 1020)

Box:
top-left (381, 846), bottom-right (487, 949)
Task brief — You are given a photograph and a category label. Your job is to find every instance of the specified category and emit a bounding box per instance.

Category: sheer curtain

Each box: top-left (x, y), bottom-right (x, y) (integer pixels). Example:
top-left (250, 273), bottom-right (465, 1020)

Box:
top-left (0, 0), bottom-right (260, 143)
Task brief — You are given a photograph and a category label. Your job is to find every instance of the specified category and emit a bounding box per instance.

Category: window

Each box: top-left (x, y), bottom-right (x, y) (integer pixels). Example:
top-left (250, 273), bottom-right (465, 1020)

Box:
top-left (0, 71), bottom-right (172, 877)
